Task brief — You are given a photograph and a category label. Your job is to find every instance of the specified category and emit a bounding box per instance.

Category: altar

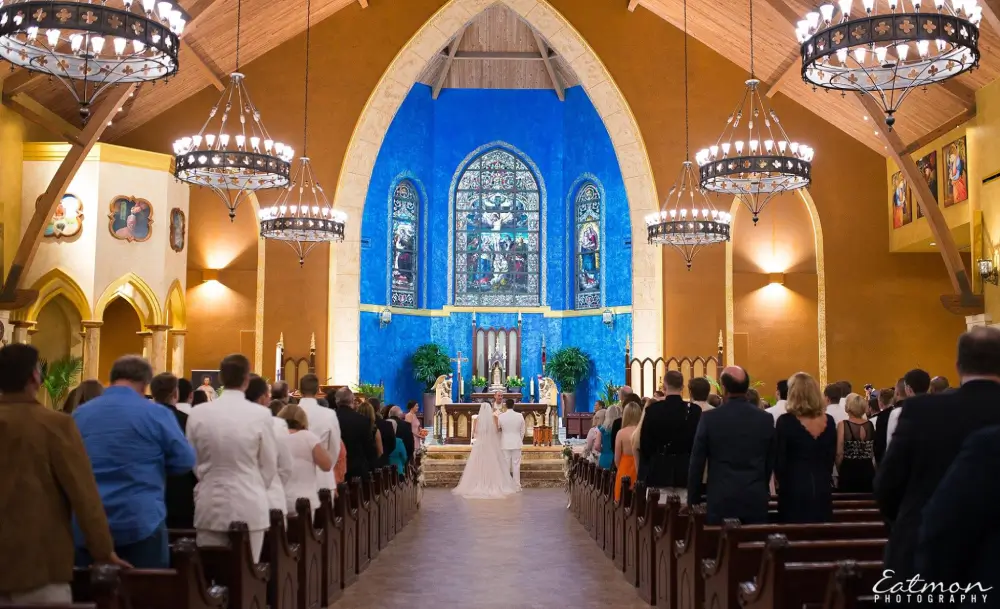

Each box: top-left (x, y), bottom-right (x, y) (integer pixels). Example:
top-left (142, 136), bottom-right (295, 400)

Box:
top-left (441, 403), bottom-right (556, 445)
top-left (470, 392), bottom-right (524, 403)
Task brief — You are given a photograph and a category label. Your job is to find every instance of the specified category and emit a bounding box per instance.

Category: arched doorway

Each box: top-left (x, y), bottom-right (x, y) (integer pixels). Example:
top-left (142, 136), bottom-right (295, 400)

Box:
top-left (98, 297), bottom-right (144, 383)
top-left (32, 294), bottom-right (84, 407)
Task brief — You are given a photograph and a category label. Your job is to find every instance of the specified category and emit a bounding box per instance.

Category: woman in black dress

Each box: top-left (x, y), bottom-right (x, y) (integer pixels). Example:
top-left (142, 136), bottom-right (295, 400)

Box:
top-left (836, 393), bottom-right (876, 492)
top-left (774, 372), bottom-right (837, 523)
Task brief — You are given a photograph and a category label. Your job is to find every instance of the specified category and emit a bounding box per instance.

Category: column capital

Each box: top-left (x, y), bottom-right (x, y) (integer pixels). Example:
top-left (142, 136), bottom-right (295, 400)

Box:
top-left (81, 320), bottom-right (104, 329)
top-left (9, 320), bottom-right (36, 329)
top-left (147, 324), bottom-right (172, 332)
top-left (168, 329), bottom-right (188, 336)
top-left (137, 330), bottom-right (153, 337)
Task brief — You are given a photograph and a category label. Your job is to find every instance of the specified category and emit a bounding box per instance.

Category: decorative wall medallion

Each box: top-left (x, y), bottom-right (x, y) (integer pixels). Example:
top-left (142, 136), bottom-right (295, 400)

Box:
top-left (44, 194), bottom-right (84, 239)
top-left (108, 195), bottom-right (153, 242)
top-left (169, 208), bottom-right (186, 252)
top-left (943, 135), bottom-right (968, 208)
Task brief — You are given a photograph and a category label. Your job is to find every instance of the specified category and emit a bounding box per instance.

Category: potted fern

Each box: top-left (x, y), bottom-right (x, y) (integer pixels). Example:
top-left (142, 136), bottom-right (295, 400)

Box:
top-left (545, 347), bottom-right (590, 414)
top-left (352, 382), bottom-right (384, 401)
top-left (411, 343), bottom-right (453, 424)
top-left (40, 355), bottom-right (84, 410)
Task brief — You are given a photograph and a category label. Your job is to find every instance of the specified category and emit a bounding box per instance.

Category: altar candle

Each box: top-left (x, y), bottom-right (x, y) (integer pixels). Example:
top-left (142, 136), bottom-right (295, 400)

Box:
top-left (460, 379), bottom-right (464, 397)
top-left (530, 377), bottom-right (534, 396)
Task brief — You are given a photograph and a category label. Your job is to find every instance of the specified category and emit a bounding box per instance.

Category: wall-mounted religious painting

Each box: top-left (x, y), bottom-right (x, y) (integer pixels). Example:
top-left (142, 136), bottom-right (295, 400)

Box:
top-left (108, 196), bottom-right (152, 242)
top-left (892, 171), bottom-right (912, 229)
top-left (943, 135), bottom-right (968, 207)
top-left (169, 208), bottom-right (186, 252)
top-left (44, 194), bottom-right (84, 239)
top-left (914, 150), bottom-right (938, 219)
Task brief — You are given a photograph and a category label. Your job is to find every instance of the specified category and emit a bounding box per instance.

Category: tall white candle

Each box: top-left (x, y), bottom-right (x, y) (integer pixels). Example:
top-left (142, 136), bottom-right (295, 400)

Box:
top-left (460, 379), bottom-right (464, 398)
top-left (530, 377), bottom-right (534, 395)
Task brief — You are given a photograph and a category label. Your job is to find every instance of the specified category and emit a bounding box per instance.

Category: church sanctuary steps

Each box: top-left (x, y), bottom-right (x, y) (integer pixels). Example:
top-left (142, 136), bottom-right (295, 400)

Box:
top-left (567, 456), bottom-right (884, 607)
top-left (423, 445), bottom-right (566, 488)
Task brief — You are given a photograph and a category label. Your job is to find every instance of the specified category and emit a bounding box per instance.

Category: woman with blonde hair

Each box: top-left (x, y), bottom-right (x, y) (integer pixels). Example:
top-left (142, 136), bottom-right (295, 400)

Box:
top-left (598, 405), bottom-right (622, 469)
top-left (583, 410), bottom-right (606, 464)
top-left (774, 372), bottom-right (836, 523)
top-left (614, 403), bottom-right (642, 501)
top-left (357, 401), bottom-right (384, 459)
top-left (836, 393), bottom-right (875, 492)
top-left (277, 404), bottom-right (333, 513)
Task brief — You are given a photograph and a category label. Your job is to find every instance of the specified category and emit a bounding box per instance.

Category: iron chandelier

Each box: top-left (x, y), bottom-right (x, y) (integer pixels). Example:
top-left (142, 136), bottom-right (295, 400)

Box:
top-left (172, 0), bottom-right (290, 220)
top-left (646, 0), bottom-right (731, 269)
top-left (0, 0), bottom-right (185, 122)
top-left (697, 0), bottom-right (814, 225)
top-left (258, 0), bottom-right (346, 265)
top-left (797, 0), bottom-right (981, 128)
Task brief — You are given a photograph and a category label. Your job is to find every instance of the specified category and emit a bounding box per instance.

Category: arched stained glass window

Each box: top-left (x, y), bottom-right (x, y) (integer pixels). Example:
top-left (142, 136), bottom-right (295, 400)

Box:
top-left (390, 180), bottom-right (419, 308)
top-left (454, 147), bottom-right (541, 307)
top-left (575, 183), bottom-right (602, 309)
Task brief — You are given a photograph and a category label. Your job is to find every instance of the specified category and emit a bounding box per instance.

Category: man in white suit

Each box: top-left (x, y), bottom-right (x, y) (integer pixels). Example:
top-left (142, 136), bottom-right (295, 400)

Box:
top-left (186, 354), bottom-right (278, 562)
top-left (297, 374), bottom-right (341, 493)
top-left (497, 398), bottom-right (526, 491)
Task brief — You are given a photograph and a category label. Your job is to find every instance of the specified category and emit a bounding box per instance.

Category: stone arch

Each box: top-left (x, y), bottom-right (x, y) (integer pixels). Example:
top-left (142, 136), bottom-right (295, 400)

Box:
top-left (165, 279), bottom-right (187, 330)
top-left (94, 273), bottom-right (163, 328)
top-left (725, 190), bottom-right (828, 385)
top-left (328, 0), bottom-right (662, 383)
top-left (16, 268), bottom-right (91, 324)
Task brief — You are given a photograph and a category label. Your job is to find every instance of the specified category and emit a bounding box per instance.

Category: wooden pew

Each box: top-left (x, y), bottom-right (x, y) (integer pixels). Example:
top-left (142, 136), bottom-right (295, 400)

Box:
top-left (262, 508), bottom-right (300, 609)
top-left (613, 479), bottom-right (634, 573)
top-left (391, 468), bottom-right (404, 535)
top-left (286, 499), bottom-right (324, 609)
top-left (337, 482), bottom-right (359, 588)
top-left (603, 472), bottom-right (620, 559)
top-left (582, 463), bottom-right (595, 533)
top-left (72, 539), bottom-right (228, 609)
top-left (351, 477), bottom-right (371, 574)
top-left (363, 473), bottom-right (381, 561)
top-left (35, 563), bottom-right (117, 609)
top-left (646, 493), bottom-right (685, 606)
top-left (196, 522), bottom-right (269, 609)
top-left (623, 481), bottom-right (647, 587)
top-left (636, 489), bottom-right (664, 604)
top-left (702, 523), bottom-right (886, 609)
top-left (375, 468), bottom-right (390, 551)
top-left (820, 561), bottom-right (883, 609)
top-left (594, 468), bottom-right (608, 544)
top-left (316, 489), bottom-right (344, 606)
top-left (384, 468), bottom-right (397, 543)
top-left (738, 537), bottom-right (883, 609)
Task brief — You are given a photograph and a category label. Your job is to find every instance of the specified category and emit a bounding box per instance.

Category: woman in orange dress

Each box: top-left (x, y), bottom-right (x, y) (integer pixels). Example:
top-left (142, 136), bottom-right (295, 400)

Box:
top-left (614, 402), bottom-right (643, 501)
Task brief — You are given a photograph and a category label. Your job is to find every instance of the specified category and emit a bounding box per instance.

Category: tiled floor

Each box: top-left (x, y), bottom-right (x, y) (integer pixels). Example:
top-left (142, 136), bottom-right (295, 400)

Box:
top-left (335, 488), bottom-right (650, 609)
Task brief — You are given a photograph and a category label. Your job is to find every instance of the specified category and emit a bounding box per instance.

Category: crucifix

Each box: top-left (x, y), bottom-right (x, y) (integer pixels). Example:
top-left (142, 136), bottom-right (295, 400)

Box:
top-left (451, 350), bottom-right (468, 402)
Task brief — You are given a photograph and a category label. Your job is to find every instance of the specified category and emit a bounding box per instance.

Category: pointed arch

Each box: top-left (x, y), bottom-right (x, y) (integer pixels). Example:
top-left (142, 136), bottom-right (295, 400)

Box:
top-left (17, 268), bottom-right (91, 324)
top-left (725, 190), bottom-right (827, 385)
top-left (328, 0), bottom-right (662, 383)
top-left (94, 273), bottom-right (163, 328)
top-left (165, 279), bottom-right (187, 330)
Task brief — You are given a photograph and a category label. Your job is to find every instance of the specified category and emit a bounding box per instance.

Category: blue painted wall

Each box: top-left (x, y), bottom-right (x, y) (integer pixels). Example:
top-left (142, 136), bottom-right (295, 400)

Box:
top-left (359, 85), bottom-right (632, 410)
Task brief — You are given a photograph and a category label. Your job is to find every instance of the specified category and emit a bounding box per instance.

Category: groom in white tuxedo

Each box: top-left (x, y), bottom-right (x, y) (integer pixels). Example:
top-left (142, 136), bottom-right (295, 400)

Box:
top-left (497, 398), bottom-right (526, 491)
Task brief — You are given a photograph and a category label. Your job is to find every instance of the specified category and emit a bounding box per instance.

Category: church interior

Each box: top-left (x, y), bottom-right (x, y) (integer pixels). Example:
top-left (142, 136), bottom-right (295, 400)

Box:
top-left (0, 0), bottom-right (998, 604)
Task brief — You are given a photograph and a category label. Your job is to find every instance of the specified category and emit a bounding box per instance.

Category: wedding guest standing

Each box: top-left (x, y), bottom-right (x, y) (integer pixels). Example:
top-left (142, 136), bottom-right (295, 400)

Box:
top-left (277, 404), bottom-right (333, 514)
top-left (247, 375), bottom-right (293, 516)
top-left (388, 405), bottom-right (415, 462)
top-left (598, 405), bottom-right (622, 469)
top-left (404, 400), bottom-right (423, 450)
top-left (186, 354), bottom-right (278, 561)
top-left (297, 374), bottom-right (341, 492)
top-left (583, 410), bottom-right (606, 464)
top-left (635, 371), bottom-right (701, 493)
top-left (150, 373), bottom-right (197, 529)
top-left (614, 402), bottom-right (642, 501)
top-left (774, 373), bottom-right (836, 523)
top-left (63, 380), bottom-right (103, 415)
top-left (73, 356), bottom-right (195, 568)
top-left (836, 393), bottom-right (875, 493)
top-left (688, 366), bottom-right (774, 525)
top-left (335, 387), bottom-right (378, 480)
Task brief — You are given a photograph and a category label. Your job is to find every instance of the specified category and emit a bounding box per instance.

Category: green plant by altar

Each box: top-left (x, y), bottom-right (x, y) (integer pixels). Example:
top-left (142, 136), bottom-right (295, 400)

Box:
top-left (411, 343), bottom-right (453, 392)
top-left (353, 382), bottom-right (384, 399)
top-left (545, 347), bottom-right (591, 394)
top-left (506, 376), bottom-right (525, 388)
top-left (40, 355), bottom-right (83, 409)
top-left (471, 375), bottom-right (488, 388)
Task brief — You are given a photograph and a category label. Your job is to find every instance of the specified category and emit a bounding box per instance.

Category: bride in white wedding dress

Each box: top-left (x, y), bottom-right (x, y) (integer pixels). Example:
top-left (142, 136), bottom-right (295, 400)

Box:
top-left (452, 403), bottom-right (518, 499)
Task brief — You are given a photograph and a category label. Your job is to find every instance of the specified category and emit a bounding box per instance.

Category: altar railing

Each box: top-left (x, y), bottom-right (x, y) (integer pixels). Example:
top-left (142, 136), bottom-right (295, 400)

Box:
top-left (624, 334), bottom-right (724, 398)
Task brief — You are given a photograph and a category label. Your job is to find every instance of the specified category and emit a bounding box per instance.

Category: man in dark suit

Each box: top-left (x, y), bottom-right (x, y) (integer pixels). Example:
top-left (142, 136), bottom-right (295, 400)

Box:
top-left (388, 405), bottom-right (415, 462)
top-left (150, 372), bottom-right (196, 530)
top-left (876, 326), bottom-right (1000, 582)
top-left (873, 378), bottom-right (904, 464)
top-left (636, 370), bottom-right (701, 488)
top-left (333, 387), bottom-right (377, 480)
top-left (916, 425), bottom-right (1000, 606)
top-left (687, 366), bottom-right (774, 524)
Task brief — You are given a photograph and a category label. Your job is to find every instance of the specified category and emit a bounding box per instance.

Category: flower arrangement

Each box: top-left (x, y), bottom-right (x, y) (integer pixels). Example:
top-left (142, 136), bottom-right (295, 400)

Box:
top-left (506, 376), bottom-right (525, 389)
top-left (561, 445), bottom-right (574, 495)
top-left (471, 375), bottom-right (488, 389)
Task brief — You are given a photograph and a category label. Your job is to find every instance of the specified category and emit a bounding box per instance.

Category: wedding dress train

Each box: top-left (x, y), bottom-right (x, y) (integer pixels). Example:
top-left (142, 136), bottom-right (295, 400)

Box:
top-left (452, 403), bottom-right (518, 499)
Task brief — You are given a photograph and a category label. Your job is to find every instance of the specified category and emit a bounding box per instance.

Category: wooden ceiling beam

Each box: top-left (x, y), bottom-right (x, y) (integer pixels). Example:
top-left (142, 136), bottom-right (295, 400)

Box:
top-left (938, 78), bottom-right (977, 108)
top-left (532, 30), bottom-right (564, 101)
top-left (978, 0), bottom-right (1000, 35)
top-left (447, 50), bottom-right (557, 60)
top-left (358, 0), bottom-right (368, 7)
top-left (859, 92), bottom-right (975, 308)
top-left (433, 25), bottom-right (467, 100)
top-left (627, 0), bottom-right (641, 11)
top-left (185, 42), bottom-right (227, 91)
top-left (2, 69), bottom-right (46, 95)
top-left (0, 84), bottom-right (137, 310)
top-left (901, 105), bottom-right (976, 156)
top-left (765, 53), bottom-right (801, 99)
top-left (2, 92), bottom-right (84, 145)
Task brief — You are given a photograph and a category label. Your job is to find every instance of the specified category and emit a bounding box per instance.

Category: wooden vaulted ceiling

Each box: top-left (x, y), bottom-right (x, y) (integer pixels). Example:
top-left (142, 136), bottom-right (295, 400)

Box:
top-left (3, 0), bottom-right (998, 157)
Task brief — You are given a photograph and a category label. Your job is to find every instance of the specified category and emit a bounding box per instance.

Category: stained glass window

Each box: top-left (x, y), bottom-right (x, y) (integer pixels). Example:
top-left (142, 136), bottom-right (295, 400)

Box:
top-left (575, 183), bottom-right (601, 310)
top-left (454, 148), bottom-right (541, 307)
top-left (390, 180), bottom-right (419, 308)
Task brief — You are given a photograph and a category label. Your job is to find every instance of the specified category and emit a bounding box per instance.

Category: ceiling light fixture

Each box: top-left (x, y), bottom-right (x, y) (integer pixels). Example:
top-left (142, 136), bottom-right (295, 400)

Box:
top-left (798, 0), bottom-right (980, 128)
top-left (697, 0), bottom-right (814, 225)
top-left (0, 0), bottom-right (184, 122)
top-left (646, 0), bottom-right (731, 268)
top-left (258, 0), bottom-right (346, 265)
top-left (172, 0), bottom-right (290, 220)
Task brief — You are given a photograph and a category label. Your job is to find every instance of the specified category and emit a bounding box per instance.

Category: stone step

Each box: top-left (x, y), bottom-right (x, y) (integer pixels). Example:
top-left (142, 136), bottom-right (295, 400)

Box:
top-left (425, 478), bottom-right (566, 489)
top-left (423, 470), bottom-right (567, 488)
top-left (423, 460), bottom-right (565, 473)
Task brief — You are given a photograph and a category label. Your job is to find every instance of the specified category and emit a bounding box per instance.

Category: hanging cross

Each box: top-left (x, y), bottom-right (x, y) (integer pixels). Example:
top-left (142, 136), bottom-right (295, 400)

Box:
top-left (451, 351), bottom-right (468, 402)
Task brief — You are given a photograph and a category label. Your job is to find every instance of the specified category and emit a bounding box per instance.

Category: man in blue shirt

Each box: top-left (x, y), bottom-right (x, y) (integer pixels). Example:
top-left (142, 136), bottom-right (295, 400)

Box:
top-left (73, 356), bottom-right (195, 568)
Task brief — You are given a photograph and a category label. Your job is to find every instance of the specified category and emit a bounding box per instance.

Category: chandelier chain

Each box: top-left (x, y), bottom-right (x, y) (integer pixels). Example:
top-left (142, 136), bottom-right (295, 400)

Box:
top-left (748, 0), bottom-right (755, 78)
top-left (236, 0), bottom-right (243, 71)
top-left (683, 0), bottom-right (689, 160)
top-left (304, 0), bottom-right (312, 155)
